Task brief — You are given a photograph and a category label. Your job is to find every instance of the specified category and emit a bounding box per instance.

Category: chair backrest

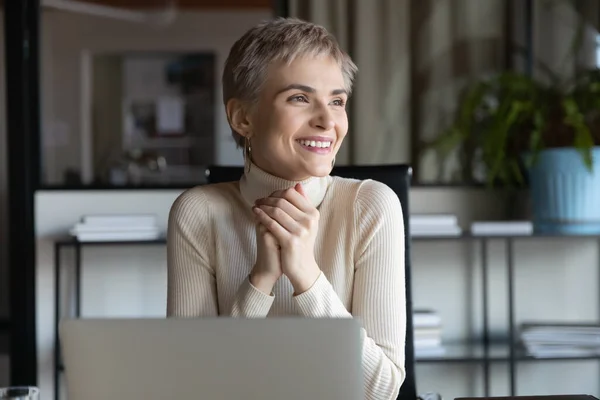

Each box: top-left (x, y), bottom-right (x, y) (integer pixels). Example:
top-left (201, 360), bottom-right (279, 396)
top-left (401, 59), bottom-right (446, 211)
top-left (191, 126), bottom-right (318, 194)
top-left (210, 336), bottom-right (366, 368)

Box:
top-left (206, 164), bottom-right (417, 400)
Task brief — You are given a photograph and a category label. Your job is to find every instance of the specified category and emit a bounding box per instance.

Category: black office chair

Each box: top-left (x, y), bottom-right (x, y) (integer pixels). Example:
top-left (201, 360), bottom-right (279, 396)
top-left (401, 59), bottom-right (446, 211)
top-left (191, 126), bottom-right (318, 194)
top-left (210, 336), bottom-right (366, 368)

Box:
top-left (207, 164), bottom-right (417, 400)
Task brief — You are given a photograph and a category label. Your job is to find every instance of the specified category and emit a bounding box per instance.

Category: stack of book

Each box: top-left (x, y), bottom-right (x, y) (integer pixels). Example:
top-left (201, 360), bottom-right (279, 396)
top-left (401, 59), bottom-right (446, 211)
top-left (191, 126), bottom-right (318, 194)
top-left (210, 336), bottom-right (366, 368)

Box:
top-left (520, 322), bottom-right (600, 358)
top-left (413, 309), bottom-right (444, 357)
top-left (409, 214), bottom-right (462, 237)
top-left (69, 214), bottom-right (162, 242)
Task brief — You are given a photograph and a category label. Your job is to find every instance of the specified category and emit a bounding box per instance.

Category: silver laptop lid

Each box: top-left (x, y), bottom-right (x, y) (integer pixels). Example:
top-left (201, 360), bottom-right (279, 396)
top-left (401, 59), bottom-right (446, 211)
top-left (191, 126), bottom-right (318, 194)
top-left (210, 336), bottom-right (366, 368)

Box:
top-left (60, 318), bottom-right (363, 400)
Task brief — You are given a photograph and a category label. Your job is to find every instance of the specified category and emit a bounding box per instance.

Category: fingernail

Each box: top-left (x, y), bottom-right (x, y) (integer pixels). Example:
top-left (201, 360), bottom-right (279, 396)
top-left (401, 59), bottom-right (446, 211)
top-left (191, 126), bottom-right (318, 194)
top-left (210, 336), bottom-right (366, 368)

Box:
top-left (252, 206), bottom-right (260, 214)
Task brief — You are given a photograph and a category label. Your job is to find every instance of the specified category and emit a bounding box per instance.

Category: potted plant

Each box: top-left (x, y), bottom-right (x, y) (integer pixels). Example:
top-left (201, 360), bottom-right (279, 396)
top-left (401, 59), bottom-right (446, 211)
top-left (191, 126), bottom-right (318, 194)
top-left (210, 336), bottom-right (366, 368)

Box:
top-left (430, 7), bottom-right (600, 234)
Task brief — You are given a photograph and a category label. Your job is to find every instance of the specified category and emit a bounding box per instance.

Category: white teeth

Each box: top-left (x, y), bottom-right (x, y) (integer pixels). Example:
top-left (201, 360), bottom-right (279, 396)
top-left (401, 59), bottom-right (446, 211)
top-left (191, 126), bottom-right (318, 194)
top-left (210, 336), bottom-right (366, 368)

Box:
top-left (298, 140), bottom-right (332, 148)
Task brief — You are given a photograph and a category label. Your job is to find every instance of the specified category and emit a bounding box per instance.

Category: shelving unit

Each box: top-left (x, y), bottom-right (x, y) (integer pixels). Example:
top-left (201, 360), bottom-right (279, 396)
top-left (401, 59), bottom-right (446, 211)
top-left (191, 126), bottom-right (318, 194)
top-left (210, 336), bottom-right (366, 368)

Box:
top-left (416, 233), bottom-right (600, 397)
top-left (53, 238), bottom-right (165, 400)
top-left (418, 342), bottom-right (600, 363)
top-left (52, 234), bottom-right (600, 400)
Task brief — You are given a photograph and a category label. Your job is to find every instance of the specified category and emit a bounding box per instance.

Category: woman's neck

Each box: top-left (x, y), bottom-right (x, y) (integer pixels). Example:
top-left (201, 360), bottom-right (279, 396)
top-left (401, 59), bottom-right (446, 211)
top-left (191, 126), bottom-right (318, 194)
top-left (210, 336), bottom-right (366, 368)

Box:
top-left (238, 162), bottom-right (330, 208)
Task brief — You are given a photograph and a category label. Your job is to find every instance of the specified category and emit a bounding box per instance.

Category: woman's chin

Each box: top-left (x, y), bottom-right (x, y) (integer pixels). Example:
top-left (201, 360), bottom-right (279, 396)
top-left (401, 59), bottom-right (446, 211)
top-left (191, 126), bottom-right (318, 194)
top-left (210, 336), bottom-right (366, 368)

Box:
top-left (303, 162), bottom-right (333, 178)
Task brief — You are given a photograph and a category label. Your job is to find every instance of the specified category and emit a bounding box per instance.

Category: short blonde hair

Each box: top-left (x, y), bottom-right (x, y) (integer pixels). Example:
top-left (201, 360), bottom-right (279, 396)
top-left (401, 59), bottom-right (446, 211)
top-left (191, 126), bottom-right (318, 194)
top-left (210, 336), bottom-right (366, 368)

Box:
top-left (222, 17), bottom-right (358, 147)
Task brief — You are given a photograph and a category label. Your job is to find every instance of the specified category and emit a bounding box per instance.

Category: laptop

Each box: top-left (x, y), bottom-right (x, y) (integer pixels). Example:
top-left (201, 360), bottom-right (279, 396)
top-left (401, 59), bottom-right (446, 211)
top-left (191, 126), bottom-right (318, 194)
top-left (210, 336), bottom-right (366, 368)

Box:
top-left (60, 318), bottom-right (364, 400)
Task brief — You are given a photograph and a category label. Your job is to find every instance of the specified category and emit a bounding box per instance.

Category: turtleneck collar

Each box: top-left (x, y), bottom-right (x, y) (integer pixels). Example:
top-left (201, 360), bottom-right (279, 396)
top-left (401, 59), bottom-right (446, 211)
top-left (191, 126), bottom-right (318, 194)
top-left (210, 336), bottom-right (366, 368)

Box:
top-left (239, 162), bottom-right (331, 208)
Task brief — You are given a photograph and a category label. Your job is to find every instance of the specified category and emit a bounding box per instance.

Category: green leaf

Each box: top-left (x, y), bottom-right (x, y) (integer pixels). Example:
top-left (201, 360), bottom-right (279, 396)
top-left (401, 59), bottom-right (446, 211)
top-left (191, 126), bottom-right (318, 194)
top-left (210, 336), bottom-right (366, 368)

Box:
top-left (562, 98), bottom-right (594, 170)
top-left (510, 159), bottom-right (525, 186)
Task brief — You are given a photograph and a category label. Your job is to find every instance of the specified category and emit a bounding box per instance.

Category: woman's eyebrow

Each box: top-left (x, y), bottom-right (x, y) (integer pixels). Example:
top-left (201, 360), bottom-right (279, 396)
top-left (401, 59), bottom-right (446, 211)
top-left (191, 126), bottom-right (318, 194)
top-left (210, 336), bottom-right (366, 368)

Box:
top-left (276, 84), bottom-right (347, 96)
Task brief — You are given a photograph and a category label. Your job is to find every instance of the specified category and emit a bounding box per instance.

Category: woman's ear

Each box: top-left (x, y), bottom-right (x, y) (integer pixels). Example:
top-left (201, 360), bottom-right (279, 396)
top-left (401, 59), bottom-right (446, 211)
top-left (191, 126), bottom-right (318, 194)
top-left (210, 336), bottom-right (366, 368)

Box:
top-left (226, 98), bottom-right (253, 138)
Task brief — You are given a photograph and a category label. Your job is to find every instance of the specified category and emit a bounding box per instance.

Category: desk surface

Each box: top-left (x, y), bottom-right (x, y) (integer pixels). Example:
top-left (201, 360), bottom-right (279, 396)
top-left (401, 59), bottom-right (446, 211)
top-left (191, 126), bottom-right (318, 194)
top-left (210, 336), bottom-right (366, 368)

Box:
top-left (456, 396), bottom-right (598, 400)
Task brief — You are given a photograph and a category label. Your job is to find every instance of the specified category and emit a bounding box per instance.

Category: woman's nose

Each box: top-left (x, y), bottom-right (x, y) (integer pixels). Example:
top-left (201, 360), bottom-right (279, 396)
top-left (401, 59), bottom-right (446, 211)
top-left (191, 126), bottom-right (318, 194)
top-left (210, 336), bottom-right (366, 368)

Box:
top-left (310, 106), bottom-right (335, 131)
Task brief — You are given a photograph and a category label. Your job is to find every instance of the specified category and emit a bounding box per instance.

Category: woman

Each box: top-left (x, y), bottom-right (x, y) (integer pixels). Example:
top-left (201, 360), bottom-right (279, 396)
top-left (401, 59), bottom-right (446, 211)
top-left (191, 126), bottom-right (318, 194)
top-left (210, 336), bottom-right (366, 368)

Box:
top-left (167, 17), bottom-right (406, 400)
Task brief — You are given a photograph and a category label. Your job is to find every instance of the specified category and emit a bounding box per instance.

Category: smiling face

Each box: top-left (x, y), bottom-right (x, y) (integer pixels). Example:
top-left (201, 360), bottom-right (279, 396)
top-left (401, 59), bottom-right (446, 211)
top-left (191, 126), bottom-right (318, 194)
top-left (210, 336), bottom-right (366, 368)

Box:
top-left (242, 55), bottom-right (349, 181)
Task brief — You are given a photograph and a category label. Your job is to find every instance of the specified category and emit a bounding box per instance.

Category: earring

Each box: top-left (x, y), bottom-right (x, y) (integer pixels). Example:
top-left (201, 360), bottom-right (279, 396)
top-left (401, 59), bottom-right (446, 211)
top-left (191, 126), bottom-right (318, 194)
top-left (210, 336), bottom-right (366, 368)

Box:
top-left (331, 156), bottom-right (336, 168)
top-left (244, 136), bottom-right (252, 174)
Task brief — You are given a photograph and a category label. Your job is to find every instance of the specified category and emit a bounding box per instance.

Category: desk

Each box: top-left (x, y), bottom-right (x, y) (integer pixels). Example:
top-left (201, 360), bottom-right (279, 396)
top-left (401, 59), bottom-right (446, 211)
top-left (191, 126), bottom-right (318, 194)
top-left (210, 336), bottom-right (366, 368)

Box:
top-left (457, 396), bottom-right (598, 400)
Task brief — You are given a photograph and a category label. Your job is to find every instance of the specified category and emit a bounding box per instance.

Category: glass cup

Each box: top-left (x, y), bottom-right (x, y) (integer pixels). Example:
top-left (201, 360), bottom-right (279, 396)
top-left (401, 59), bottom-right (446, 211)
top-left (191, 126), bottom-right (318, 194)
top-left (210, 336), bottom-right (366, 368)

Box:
top-left (0, 387), bottom-right (39, 400)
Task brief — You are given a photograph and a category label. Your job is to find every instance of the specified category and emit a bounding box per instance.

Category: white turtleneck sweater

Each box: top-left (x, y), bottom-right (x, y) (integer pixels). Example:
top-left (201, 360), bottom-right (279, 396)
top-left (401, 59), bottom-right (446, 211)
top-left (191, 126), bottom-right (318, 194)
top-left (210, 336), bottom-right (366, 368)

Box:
top-left (167, 164), bottom-right (406, 400)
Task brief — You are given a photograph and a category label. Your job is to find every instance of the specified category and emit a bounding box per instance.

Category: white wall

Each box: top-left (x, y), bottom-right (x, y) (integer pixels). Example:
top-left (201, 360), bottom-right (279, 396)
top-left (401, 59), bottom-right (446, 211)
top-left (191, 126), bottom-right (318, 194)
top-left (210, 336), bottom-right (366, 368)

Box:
top-left (35, 188), bottom-right (600, 400)
top-left (41, 9), bottom-right (271, 185)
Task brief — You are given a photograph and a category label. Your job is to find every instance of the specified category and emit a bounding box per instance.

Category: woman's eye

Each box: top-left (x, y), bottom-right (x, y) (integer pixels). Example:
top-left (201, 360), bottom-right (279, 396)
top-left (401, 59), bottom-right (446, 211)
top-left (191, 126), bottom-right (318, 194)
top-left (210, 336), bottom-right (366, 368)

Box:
top-left (332, 99), bottom-right (346, 107)
top-left (290, 95), bottom-right (308, 103)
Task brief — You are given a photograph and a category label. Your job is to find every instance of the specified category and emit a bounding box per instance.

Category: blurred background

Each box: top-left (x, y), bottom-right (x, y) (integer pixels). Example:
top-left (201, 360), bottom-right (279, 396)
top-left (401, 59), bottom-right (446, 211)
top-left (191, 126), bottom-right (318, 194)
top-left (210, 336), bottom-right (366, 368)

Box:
top-left (1, 1), bottom-right (600, 399)
top-left (6, 0), bottom-right (596, 188)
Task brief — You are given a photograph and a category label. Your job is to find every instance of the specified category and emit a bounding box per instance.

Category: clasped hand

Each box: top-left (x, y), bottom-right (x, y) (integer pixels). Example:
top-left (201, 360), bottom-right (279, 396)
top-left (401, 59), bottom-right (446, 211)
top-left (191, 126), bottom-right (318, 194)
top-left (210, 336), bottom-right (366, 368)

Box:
top-left (251, 183), bottom-right (321, 295)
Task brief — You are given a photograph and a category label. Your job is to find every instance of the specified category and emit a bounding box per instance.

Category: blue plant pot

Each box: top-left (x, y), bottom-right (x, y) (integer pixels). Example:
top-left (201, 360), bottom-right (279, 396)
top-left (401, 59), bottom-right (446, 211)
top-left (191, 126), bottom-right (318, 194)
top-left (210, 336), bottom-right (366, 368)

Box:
top-left (526, 146), bottom-right (600, 235)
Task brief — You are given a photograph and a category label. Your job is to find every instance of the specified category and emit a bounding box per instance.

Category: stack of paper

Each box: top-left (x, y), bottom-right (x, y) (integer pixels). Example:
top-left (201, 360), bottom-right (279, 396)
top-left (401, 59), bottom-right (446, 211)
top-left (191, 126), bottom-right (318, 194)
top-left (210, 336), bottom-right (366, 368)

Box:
top-left (70, 214), bottom-right (162, 242)
top-left (520, 322), bottom-right (600, 358)
top-left (413, 309), bottom-right (445, 357)
top-left (471, 221), bottom-right (533, 236)
top-left (410, 214), bottom-right (462, 237)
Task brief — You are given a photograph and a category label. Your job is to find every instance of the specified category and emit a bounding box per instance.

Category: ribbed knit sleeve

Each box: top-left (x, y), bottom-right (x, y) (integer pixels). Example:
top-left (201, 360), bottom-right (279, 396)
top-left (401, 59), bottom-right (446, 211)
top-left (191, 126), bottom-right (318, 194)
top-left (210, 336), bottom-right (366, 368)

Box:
top-left (230, 277), bottom-right (275, 318)
top-left (294, 180), bottom-right (406, 400)
top-left (353, 180), bottom-right (406, 400)
top-left (293, 273), bottom-right (352, 317)
top-left (166, 188), bottom-right (219, 317)
top-left (295, 180), bottom-right (406, 399)
top-left (167, 188), bottom-right (274, 318)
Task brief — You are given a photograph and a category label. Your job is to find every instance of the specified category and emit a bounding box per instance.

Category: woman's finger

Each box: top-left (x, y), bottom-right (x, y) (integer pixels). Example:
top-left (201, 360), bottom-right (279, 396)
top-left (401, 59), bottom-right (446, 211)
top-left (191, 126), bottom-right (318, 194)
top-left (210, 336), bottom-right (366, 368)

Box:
top-left (294, 183), bottom-right (307, 199)
top-left (254, 196), bottom-right (304, 221)
top-left (252, 206), bottom-right (293, 242)
top-left (268, 186), bottom-right (312, 213)
top-left (257, 205), bottom-right (303, 234)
